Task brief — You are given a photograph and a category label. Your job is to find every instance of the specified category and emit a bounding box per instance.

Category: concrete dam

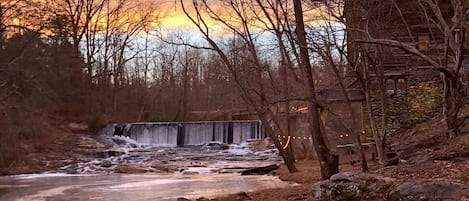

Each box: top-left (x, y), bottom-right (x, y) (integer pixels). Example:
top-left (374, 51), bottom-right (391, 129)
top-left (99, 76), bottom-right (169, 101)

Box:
top-left (104, 120), bottom-right (266, 147)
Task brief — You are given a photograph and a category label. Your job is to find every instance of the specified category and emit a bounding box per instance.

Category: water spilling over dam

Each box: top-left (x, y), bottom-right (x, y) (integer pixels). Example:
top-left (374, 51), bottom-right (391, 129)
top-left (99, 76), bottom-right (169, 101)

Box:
top-left (103, 120), bottom-right (266, 147)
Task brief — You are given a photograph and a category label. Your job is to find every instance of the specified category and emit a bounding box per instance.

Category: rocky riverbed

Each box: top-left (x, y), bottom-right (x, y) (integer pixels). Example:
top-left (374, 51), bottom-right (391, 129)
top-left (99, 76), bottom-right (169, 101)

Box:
top-left (53, 135), bottom-right (282, 175)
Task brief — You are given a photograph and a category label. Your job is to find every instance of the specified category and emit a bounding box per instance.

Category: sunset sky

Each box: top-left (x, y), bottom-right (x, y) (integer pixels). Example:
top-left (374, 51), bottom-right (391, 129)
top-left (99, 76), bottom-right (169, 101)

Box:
top-left (157, 0), bottom-right (221, 30)
top-left (158, 1), bottom-right (191, 28)
top-left (156, 0), bottom-right (332, 32)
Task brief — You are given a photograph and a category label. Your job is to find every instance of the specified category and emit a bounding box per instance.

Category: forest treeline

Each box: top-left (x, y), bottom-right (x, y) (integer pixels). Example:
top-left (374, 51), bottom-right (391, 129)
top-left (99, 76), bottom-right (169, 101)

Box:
top-left (0, 0), bottom-right (250, 168)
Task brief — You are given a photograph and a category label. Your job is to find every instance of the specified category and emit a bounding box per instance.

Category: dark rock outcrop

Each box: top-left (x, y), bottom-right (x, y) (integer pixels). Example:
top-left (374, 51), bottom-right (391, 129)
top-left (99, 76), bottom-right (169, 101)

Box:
top-left (241, 164), bottom-right (279, 175)
top-left (201, 141), bottom-right (229, 150)
top-left (311, 172), bottom-right (394, 201)
top-left (114, 165), bottom-right (147, 174)
top-left (100, 160), bottom-right (113, 168)
top-left (231, 192), bottom-right (251, 201)
top-left (311, 172), bottom-right (469, 201)
top-left (388, 181), bottom-right (469, 201)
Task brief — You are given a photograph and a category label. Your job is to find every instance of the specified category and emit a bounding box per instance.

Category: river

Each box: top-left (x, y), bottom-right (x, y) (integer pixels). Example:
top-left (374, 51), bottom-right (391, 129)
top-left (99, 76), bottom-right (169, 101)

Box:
top-left (0, 172), bottom-right (294, 201)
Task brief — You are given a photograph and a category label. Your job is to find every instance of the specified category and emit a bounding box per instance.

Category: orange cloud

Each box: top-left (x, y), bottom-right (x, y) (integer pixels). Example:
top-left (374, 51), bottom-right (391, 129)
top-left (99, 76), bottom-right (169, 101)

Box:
top-left (158, 1), bottom-right (221, 30)
top-left (154, 0), bottom-right (335, 37)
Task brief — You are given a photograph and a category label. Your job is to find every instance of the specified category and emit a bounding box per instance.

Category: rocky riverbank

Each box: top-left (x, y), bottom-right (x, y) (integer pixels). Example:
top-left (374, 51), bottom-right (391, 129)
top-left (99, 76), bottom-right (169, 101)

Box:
top-left (52, 135), bottom-right (281, 175)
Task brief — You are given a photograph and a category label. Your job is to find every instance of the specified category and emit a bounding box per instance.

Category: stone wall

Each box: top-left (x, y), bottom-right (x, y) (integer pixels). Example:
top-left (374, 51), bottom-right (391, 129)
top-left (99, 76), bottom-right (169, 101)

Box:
top-left (369, 78), bottom-right (443, 134)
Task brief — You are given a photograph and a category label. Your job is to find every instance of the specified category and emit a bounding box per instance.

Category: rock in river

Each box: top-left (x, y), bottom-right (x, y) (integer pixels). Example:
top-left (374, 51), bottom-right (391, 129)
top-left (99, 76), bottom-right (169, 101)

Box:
top-left (100, 160), bottom-right (113, 168)
top-left (115, 165), bottom-right (147, 174)
top-left (241, 164), bottom-right (279, 175)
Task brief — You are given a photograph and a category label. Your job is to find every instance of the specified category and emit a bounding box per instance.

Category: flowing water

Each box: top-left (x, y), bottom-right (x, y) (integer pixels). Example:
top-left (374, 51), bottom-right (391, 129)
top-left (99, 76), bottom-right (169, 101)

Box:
top-left (0, 173), bottom-right (294, 201)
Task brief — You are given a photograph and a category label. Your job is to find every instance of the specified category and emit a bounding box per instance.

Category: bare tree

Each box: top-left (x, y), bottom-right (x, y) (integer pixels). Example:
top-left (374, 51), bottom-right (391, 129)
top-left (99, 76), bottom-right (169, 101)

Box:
top-left (47, 0), bottom-right (110, 55)
top-left (293, 0), bottom-right (339, 179)
top-left (0, 0), bottom-right (22, 37)
top-left (180, 0), bottom-right (298, 172)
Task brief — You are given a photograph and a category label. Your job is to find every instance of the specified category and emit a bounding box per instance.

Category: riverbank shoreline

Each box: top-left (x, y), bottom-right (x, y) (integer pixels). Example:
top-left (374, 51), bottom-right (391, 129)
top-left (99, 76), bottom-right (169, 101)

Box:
top-left (205, 160), bottom-right (362, 201)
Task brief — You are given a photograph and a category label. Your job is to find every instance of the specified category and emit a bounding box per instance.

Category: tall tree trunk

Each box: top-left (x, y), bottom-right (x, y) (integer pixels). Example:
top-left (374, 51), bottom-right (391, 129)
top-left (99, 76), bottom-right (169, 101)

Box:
top-left (376, 58), bottom-right (389, 163)
top-left (444, 76), bottom-right (465, 138)
top-left (259, 111), bottom-right (298, 173)
top-left (293, 0), bottom-right (338, 179)
top-left (364, 85), bottom-right (387, 163)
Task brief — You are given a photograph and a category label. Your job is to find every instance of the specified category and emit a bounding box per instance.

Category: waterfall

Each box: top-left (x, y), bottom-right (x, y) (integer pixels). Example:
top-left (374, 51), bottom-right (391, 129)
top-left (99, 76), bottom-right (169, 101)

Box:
top-left (106, 120), bottom-right (266, 147)
top-left (126, 123), bottom-right (178, 147)
top-left (184, 123), bottom-right (214, 145)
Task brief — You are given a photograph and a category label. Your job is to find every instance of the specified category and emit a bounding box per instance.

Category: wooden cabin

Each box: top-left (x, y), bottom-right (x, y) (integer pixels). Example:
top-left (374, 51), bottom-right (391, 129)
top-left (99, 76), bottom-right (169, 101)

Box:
top-left (345, 0), bottom-right (469, 89)
top-left (343, 0), bottom-right (469, 134)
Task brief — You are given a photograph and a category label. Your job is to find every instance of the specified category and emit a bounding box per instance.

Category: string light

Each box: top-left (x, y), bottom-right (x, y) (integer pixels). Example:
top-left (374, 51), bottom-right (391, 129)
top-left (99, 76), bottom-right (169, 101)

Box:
top-left (277, 134), bottom-right (310, 150)
top-left (282, 136), bottom-right (291, 149)
top-left (277, 134), bottom-right (313, 141)
top-left (339, 133), bottom-right (350, 138)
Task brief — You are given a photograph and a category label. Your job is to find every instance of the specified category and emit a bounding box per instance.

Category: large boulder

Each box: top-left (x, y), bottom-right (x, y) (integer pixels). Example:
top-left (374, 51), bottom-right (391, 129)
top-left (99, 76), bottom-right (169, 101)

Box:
top-left (311, 172), bottom-right (469, 201)
top-left (201, 141), bottom-right (229, 150)
top-left (100, 160), bottom-right (113, 168)
top-left (388, 181), bottom-right (469, 201)
top-left (311, 172), bottom-right (395, 201)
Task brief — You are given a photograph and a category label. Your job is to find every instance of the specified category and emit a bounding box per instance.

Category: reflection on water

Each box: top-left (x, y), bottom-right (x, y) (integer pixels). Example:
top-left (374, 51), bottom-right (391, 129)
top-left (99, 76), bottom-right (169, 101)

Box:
top-left (0, 173), bottom-right (295, 201)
